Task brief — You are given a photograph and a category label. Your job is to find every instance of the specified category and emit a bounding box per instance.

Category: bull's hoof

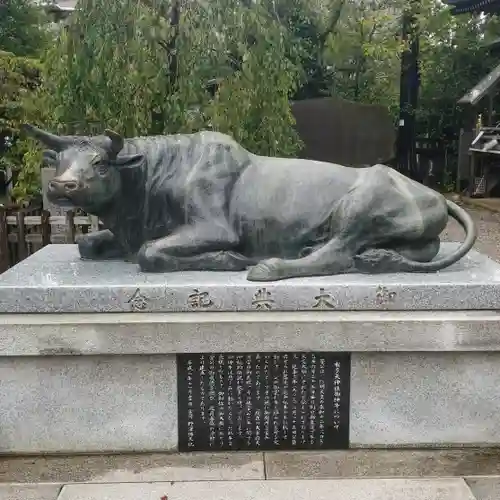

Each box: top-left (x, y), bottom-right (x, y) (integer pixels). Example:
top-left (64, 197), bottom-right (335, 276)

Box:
top-left (77, 237), bottom-right (99, 260)
top-left (353, 249), bottom-right (404, 273)
top-left (137, 244), bottom-right (165, 272)
top-left (137, 244), bottom-right (182, 272)
top-left (247, 258), bottom-right (286, 281)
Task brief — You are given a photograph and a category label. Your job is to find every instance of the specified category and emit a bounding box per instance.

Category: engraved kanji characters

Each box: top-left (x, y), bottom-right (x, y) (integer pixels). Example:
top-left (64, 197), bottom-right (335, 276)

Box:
top-left (187, 288), bottom-right (214, 309)
top-left (127, 288), bottom-right (148, 311)
top-left (375, 285), bottom-right (396, 304)
top-left (312, 288), bottom-right (336, 309)
top-left (252, 288), bottom-right (275, 310)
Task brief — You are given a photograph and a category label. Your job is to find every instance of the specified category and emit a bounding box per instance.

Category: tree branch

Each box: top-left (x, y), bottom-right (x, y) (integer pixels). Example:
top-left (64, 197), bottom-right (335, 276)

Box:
top-left (318, 0), bottom-right (346, 51)
top-left (167, 0), bottom-right (180, 84)
top-left (367, 21), bottom-right (379, 44)
top-left (140, 0), bottom-right (181, 87)
top-left (139, 0), bottom-right (170, 20)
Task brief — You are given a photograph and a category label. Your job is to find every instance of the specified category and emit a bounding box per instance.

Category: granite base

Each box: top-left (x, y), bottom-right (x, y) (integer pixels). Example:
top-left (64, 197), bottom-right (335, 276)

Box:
top-left (1, 243), bottom-right (500, 313)
top-left (1, 245), bottom-right (500, 453)
top-left (1, 350), bottom-right (500, 453)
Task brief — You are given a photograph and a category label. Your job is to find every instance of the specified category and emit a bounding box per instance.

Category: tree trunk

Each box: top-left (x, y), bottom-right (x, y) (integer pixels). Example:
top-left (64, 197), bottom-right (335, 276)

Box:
top-left (396, 3), bottom-right (420, 181)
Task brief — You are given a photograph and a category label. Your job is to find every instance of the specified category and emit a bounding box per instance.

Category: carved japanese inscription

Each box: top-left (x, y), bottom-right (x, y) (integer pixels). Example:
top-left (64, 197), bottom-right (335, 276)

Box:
top-left (313, 288), bottom-right (336, 309)
top-left (252, 288), bottom-right (275, 310)
top-left (375, 285), bottom-right (396, 305)
top-left (187, 288), bottom-right (215, 309)
top-left (177, 352), bottom-right (351, 451)
top-left (127, 288), bottom-right (148, 311)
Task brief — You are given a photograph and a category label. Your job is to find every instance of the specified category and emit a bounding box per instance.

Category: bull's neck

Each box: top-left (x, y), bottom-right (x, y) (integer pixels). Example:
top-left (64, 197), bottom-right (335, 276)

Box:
top-left (98, 166), bottom-right (147, 252)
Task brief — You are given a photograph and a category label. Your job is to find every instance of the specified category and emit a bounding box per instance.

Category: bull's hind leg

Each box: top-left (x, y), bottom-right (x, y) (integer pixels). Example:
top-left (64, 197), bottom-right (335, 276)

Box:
top-left (247, 236), bottom-right (357, 281)
top-left (246, 164), bottom-right (440, 281)
top-left (353, 238), bottom-right (440, 273)
top-left (247, 210), bottom-right (368, 282)
top-left (394, 238), bottom-right (441, 262)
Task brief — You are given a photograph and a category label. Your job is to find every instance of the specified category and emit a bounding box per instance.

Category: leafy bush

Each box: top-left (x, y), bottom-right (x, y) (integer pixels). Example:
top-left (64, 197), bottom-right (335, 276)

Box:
top-left (0, 51), bottom-right (44, 202)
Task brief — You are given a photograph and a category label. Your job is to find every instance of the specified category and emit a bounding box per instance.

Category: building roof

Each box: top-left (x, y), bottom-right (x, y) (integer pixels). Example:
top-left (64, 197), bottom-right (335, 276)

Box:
top-left (56, 0), bottom-right (77, 9)
top-left (35, 0), bottom-right (77, 12)
top-left (458, 62), bottom-right (500, 106)
top-left (443, 0), bottom-right (500, 14)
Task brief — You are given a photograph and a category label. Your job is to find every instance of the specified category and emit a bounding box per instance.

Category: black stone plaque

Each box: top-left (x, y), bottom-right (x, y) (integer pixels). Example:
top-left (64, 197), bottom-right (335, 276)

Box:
top-left (177, 352), bottom-right (350, 451)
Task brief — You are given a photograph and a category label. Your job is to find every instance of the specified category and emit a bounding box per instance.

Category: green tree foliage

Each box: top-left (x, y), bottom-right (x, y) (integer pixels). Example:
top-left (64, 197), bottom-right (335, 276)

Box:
top-left (0, 51), bottom-right (44, 202)
top-left (0, 53), bottom-right (41, 136)
top-left (315, 0), bottom-right (500, 139)
top-left (266, 0), bottom-right (345, 99)
top-left (0, 0), bottom-right (48, 57)
top-left (206, 2), bottom-right (301, 155)
top-left (418, 7), bottom-right (499, 138)
top-left (0, 0), bottom-right (51, 203)
top-left (10, 0), bottom-right (500, 203)
top-left (39, 0), bottom-right (302, 157)
top-left (325, 0), bottom-right (403, 112)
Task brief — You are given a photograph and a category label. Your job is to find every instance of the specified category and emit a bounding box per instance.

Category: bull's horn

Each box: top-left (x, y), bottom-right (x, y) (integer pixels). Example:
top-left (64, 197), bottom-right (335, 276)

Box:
top-left (21, 124), bottom-right (71, 152)
top-left (104, 129), bottom-right (124, 157)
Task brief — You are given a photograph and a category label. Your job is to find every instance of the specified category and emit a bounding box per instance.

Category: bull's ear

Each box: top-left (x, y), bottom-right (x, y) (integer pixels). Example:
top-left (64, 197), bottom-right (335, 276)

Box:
top-left (42, 149), bottom-right (58, 167)
top-left (110, 154), bottom-right (144, 170)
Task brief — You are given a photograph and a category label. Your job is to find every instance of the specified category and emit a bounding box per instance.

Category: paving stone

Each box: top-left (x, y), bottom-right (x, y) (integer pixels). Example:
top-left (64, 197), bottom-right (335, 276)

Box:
top-left (0, 453), bottom-right (264, 483)
top-left (465, 477), bottom-right (500, 500)
top-left (264, 449), bottom-right (500, 478)
top-left (57, 478), bottom-right (475, 500)
top-left (0, 483), bottom-right (61, 500)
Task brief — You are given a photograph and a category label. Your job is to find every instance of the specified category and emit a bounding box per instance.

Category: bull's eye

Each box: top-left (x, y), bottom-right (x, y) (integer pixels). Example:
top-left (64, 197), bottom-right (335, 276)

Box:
top-left (96, 164), bottom-right (108, 176)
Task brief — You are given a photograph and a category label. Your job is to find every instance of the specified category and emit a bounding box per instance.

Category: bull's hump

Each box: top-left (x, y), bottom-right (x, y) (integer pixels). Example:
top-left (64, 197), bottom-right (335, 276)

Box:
top-left (197, 130), bottom-right (234, 142)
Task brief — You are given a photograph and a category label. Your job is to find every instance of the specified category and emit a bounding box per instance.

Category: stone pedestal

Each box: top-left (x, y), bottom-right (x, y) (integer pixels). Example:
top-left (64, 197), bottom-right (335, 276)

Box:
top-left (1, 243), bottom-right (500, 454)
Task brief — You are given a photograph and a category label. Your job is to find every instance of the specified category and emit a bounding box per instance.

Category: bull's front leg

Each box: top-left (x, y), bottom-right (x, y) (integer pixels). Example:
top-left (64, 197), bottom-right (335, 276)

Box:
top-left (77, 229), bottom-right (127, 261)
top-left (137, 223), bottom-right (248, 272)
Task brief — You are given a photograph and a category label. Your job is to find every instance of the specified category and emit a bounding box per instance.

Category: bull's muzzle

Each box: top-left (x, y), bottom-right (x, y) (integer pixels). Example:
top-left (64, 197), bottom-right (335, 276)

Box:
top-left (48, 178), bottom-right (81, 197)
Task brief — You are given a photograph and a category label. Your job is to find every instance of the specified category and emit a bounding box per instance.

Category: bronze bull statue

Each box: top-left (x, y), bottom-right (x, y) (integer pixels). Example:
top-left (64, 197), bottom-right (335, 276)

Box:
top-left (23, 124), bottom-right (476, 281)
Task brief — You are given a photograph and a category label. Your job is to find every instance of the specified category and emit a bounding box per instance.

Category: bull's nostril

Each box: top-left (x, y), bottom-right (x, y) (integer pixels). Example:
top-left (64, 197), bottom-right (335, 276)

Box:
top-left (64, 182), bottom-right (78, 191)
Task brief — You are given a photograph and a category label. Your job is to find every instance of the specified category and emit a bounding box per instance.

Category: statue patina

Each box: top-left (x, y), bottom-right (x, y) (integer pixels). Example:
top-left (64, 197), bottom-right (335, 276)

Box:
top-left (23, 124), bottom-right (477, 282)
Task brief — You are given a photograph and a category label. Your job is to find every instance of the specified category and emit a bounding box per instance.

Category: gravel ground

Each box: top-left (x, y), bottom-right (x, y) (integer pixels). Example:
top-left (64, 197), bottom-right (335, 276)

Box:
top-left (442, 206), bottom-right (500, 262)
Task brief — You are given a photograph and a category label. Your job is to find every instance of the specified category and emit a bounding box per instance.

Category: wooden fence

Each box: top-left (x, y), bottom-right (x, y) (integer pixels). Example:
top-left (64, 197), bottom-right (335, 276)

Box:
top-left (0, 205), bottom-right (100, 273)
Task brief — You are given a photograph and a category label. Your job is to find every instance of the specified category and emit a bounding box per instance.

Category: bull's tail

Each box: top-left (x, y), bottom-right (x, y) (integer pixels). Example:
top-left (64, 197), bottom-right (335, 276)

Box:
top-left (354, 199), bottom-right (477, 273)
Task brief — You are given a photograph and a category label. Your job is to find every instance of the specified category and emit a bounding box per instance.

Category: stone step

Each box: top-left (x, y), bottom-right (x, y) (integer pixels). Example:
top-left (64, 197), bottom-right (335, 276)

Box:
top-left (2, 450), bottom-right (500, 484)
top-left (1, 453), bottom-right (500, 499)
top-left (0, 478), bottom-right (483, 500)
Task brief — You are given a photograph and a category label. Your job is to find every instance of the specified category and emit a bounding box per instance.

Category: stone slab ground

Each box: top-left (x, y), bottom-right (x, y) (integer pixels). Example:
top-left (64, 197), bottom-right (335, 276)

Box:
top-left (0, 451), bottom-right (500, 499)
top-left (0, 477), bottom-right (497, 500)
top-left (52, 478), bottom-right (479, 500)
top-left (442, 202), bottom-right (500, 263)
top-left (0, 478), bottom-right (487, 500)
